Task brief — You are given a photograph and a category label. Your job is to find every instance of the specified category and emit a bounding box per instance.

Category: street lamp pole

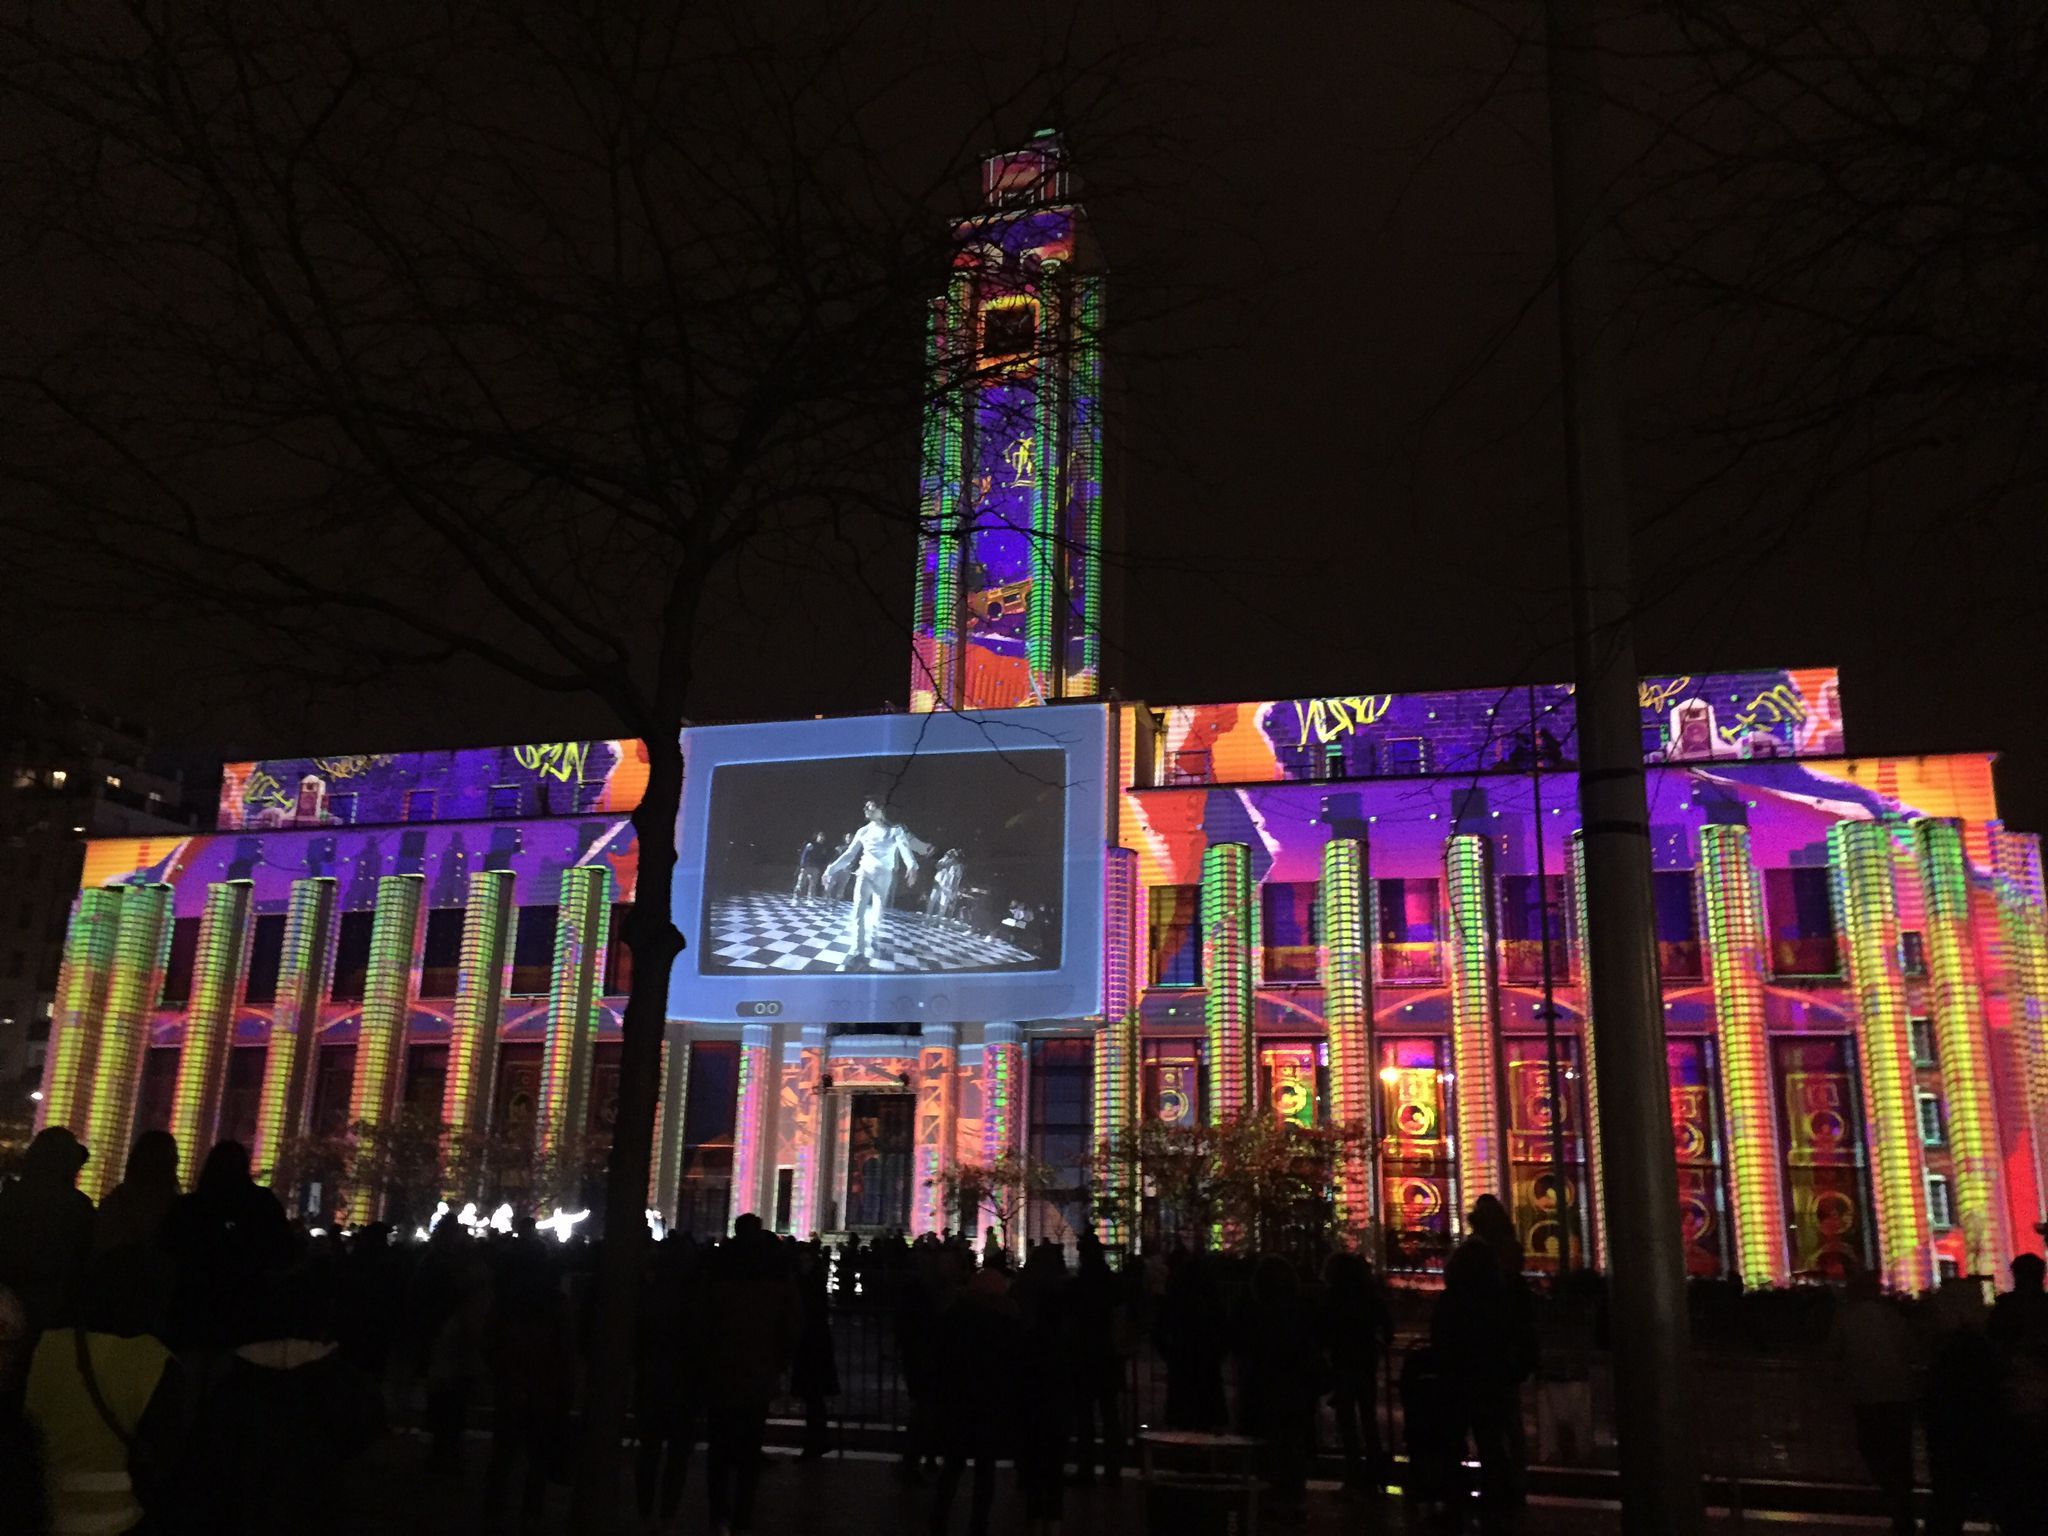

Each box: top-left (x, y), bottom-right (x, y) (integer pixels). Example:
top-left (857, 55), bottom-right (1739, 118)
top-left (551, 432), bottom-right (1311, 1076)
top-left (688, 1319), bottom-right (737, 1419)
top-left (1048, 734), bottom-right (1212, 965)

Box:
top-left (1543, 5), bottom-right (1702, 1531)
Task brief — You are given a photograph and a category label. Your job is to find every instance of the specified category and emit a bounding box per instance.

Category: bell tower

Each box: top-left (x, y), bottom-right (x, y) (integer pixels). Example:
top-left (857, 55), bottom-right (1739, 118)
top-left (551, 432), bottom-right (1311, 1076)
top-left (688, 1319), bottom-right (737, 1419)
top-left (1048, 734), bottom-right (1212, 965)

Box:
top-left (909, 131), bottom-right (1104, 712)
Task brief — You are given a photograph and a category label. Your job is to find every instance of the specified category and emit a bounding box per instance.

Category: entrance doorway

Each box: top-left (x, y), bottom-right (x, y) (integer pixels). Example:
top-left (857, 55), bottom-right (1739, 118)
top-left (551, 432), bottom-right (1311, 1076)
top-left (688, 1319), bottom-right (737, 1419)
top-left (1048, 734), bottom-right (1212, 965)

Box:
top-left (844, 1092), bottom-right (913, 1232)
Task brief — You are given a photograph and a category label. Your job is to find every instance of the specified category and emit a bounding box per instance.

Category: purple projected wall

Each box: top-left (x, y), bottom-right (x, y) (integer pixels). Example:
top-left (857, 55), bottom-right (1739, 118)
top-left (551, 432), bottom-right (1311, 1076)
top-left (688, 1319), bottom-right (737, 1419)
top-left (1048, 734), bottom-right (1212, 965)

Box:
top-left (1155, 667), bottom-right (1846, 786)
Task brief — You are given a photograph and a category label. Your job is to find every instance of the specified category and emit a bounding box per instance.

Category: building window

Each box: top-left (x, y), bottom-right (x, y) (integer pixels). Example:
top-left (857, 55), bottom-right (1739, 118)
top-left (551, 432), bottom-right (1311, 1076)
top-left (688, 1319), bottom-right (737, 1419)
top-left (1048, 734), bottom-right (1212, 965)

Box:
top-left (603, 904), bottom-right (634, 996)
top-left (1376, 877), bottom-right (1440, 981)
top-left (1653, 870), bottom-right (1703, 981)
top-left (488, 784), bottom-right (523, 819)
top-left (1028, 1037), bottom-right (1093, 1246)
top-left (1378, 738), bottom-right (1426, 775)
top-left (243, 913), bottom-right (287, 1005)
top-left (677, 1041), bottom-right (739, 1238)
top-left (158, 916), bottom-right (201, 1006)
top-left (1918, 1092), bottom-right (1946, 1148)
top-left (981, 299), bottom-right (1037, 359)
top-left (1261, 882), bottom-right (1319, 984)
top-left (329, 911), bottom-right (375, 1002)
top-left (509, 904), bottom-right (559, 995)
top-left (1899, 930), bottom-right (1928, 978)
top-left (1763, 866), bottom-right (1839, 977)
top-left (1148, 886), bottom-right (1201, 987)
top-left (1910, 1017), bottom-right (1936, 1067)
top-left (1926, 1173), bottom-right (1955, 1231)
top-left (404, 789), bottom-right (436, 822)
top-left (1500, 874), bottom-right (1568, 984)
top-left (420, 908), bottom-right (466, 1000)
top-left (329, 794), bottom-right (357, 826)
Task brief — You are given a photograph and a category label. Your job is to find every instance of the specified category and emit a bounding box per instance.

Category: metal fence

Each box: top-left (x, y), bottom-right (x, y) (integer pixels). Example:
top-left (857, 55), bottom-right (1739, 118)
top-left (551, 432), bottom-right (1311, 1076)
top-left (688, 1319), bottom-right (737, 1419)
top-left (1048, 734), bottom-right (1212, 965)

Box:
top-left (768, 1293), bottom-right (1871, 1494)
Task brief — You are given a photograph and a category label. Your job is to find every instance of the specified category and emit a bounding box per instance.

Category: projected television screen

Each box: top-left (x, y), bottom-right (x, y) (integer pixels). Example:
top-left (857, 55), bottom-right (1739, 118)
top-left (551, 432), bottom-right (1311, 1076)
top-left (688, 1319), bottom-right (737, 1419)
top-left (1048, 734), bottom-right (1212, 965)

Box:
top-left (671, 705), bottom-right (1107, 1024)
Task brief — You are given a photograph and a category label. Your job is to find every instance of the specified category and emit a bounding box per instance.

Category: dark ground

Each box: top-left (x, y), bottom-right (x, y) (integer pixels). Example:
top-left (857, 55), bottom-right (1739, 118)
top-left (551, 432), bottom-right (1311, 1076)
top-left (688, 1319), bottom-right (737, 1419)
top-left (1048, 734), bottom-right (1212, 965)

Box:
top-left (355, 1430), bottom-right (1902, 1535)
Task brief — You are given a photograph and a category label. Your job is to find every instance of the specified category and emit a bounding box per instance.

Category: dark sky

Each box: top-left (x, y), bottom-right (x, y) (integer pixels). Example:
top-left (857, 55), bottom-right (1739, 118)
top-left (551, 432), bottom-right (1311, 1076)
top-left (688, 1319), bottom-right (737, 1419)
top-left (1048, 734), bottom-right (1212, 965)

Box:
top-left (9, 3), bottom-right (2044, 835)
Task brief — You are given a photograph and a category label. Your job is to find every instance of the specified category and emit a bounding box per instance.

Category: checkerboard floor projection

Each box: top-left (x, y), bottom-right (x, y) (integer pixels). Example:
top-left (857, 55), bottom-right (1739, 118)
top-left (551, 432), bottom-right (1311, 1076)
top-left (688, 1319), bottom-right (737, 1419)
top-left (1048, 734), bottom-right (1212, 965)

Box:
top-left (706, 892), bottom-right (1039, 973)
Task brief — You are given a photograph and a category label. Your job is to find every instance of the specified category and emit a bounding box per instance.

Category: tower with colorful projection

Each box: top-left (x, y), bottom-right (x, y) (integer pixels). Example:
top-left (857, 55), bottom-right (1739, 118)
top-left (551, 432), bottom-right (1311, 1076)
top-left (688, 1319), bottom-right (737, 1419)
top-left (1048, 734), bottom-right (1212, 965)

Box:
top-left (909, 132), bottom-right (1104, 712)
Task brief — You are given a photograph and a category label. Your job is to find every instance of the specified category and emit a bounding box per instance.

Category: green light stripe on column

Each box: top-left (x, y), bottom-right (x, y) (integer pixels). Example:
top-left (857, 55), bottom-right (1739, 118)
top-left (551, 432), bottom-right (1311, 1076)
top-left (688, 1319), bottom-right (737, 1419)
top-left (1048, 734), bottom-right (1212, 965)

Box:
top-left (349, 875), bottom-right (425, 1133)
top-left (1028, 286), bottom-right (1062, 699)
top-left (251, 877), bottom-right (336, 1186)
top-left (1916, 818), bottom-right (2011, 1275)
top-left (1699, 825), bottom-right (1789, 1286)
top-left (1567, 833), bottom-right (1607, 1271)
top-left (538, 865), bottom-right (608, 1168)
top-left (1320, 837), bottom-right (1374, 1241)
top-left (1446, 835), bottom-right (1502, 1209)
top-left (1831, 822), bottom-right (1934, 1289)
top-left (168, 881), bottom-right (253, 1185)
top-left (443, 869), bottom-right (513, 1154)
top-left (82, 883), bottom-right (174, 1200)
top-left (1202, 843), bottom-right (1255, 1123)
top-left (649, 1023), bottom-right (692, 1221)
top-left (930, 276), bottom-right (972, 710)
top-left (1072, 276), bottom-right (1105, 696)
top-left (39, 888), bottom-right (123, 1133)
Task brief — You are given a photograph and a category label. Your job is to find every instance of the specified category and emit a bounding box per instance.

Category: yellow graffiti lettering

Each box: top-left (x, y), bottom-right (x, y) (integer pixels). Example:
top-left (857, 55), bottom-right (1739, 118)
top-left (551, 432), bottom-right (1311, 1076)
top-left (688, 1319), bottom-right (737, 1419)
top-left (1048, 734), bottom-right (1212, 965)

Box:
top-left (1292, 695), bottom-right (1395, 749)
top-left (242, 770), bottom-right (292, 810)
top-left (1719, 683), bottom-right (1807, 744)
top-left (513, 741), bottom-right (593, 783)
top-left (308, 754), bottom-right (395, 781)
top-left (1003, 436), bottom-right (1038, 487)
top-left (1638, 676), bottom-right (1692, 712)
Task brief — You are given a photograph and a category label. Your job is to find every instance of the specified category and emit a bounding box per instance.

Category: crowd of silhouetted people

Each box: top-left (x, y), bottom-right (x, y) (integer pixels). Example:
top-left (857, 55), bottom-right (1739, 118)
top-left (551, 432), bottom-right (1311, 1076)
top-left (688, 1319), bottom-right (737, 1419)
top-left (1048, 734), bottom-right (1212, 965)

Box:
top-left (16, 1123), bottom-right (2048, 1535)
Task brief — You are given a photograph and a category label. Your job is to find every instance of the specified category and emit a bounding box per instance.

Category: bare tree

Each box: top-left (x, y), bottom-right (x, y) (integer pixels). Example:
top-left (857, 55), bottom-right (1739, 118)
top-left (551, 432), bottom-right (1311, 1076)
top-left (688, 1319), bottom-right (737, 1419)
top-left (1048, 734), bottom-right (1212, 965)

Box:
top-left (1422, 1), bottom-right (2047, 631)
top-left (0, 3), bottom-right (1180, 1521)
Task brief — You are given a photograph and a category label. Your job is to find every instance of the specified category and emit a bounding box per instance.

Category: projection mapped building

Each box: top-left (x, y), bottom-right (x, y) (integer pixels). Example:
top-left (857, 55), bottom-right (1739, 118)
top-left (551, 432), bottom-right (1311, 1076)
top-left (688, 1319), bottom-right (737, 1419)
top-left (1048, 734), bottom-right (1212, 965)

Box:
top-left (39, 136), bottom-right (2048, 1287)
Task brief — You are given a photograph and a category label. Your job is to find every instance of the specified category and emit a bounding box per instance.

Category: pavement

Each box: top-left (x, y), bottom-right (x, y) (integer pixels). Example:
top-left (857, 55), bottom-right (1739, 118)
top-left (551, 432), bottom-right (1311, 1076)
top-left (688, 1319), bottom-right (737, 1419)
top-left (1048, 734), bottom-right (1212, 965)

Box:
top-left (352, 1431), bottom-right (1912, 1534)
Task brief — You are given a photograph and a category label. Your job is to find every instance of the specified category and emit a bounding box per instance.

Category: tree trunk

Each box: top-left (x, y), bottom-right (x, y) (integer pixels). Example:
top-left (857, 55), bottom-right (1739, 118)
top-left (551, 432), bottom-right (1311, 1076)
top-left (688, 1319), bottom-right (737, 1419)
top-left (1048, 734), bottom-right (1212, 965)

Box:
top-left (571, 729), bottom-right (686, 1530)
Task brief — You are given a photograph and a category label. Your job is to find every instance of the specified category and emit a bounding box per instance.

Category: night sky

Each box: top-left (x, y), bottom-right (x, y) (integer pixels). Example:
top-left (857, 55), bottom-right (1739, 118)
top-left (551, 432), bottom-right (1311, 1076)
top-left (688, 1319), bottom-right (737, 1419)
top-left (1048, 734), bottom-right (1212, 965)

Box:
top-left (7, 4), bottom-right (2043, 835)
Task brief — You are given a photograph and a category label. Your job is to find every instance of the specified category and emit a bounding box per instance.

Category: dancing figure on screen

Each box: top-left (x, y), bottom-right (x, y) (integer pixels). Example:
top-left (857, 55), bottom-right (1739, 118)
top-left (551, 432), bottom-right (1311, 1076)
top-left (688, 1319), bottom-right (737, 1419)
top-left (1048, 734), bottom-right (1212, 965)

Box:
top-left (925, 849), bottom-right (964, 924)
top-left (793, 830), bottom-right (828, 902)
top-left (826, 799), bottom-right (922, 969)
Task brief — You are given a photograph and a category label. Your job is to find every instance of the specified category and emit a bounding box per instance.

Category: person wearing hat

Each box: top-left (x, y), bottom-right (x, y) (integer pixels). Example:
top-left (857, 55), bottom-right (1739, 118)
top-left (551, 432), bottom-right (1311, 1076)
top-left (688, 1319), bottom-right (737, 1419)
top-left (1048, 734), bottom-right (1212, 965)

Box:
top-left (0, 1126), bottom-right (96, 1333)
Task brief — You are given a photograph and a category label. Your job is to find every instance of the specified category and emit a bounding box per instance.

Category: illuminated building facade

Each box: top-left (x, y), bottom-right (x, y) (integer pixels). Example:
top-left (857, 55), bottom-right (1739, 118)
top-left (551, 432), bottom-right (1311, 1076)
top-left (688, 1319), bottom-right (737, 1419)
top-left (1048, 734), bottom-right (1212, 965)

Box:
top-left (36, 141), bottom-right (2048, 1284)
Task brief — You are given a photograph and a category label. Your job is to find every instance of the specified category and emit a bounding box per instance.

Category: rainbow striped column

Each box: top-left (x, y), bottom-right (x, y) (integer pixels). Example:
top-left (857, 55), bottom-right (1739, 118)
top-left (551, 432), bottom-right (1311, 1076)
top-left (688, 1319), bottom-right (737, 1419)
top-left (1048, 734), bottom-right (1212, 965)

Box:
top-left (914, 1022), bottom-right (960, 1237)
top-left (1567, 833), bottom-right (1607, 1270)
top-left (82, 883), bottom-right (174, 1200)
top-left (1093, 1012), bottom-right (1137, 1247)
top-left (1104, 848), bottom-right (1138, 1025)
top-left (168, 880), bottom-right (254, 1185)
top-left (1445, 835), bottom-right (1503, 1207)
top-left (1319, 837), bottom-right (1375, 1241)
top-left (348, 875), bottom-right (425, 1134)
top-left (537, 866), bottom-right (609, 1167)
top-left (1027, 286), bottom-right (1064, 700)
top-left (649, 1021), bottom-right (691, 1220)
top-left (1070, 275), bottom-right (1105, 696)
top-left (983, 1021), bottom-right (1025, 1166)
top-left (251, 877), bottom-right (337, 1186)
top-left (1831, 822), bottom-right (1936, 1288)
top-left (1202, 842), bottom-right (1256, 1123)
top-left (37, 888), bottom-right (123, 1133)
top-left (442, 870), bottom-right (513, 1156)
top-left (730, 1022), bottom-right (774, 1228)
top-left (921, 276), bottom-right (973, 711)
top-left (789, 1024), bottom-right (827, 1237)
top-left (1992, 826), bottom-right (2048, 1223)
top-left (1916, 818), bottom-right (2012, 1274)
top-left (1698, 825), bottom-right (1789, 1285)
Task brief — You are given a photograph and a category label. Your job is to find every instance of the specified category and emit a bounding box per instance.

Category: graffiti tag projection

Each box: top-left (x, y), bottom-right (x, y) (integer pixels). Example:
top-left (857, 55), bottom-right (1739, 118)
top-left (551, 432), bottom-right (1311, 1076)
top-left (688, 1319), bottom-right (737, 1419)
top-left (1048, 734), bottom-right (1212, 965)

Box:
top-left (512, 742), bottom-right (594, 783)
top-left (1291, 696), bottom-right (1394, 749)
